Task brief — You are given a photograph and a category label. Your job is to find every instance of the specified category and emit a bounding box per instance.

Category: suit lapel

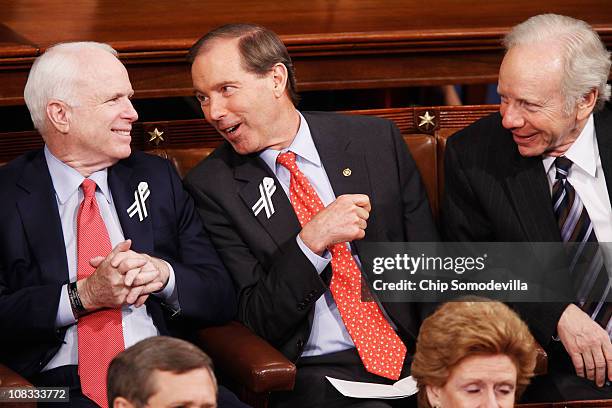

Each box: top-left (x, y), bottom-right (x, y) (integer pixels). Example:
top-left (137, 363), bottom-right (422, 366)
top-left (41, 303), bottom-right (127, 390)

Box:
top-left (505, 149), bottom-right (561, 242)
top-left (16, 152), bottom-right (69, 283)
top-left (233, 113), bottom-right (379, 252)
top-left (235, 155), bottom-right (302, 249)
top-left (595, 107), bottom-right (612, 206)
top-left (506, 106), bottom-right (612, 241)
top-left (305, 113), bottom-right (380, 250)
top-left (108, 159), bottom-right (154, 254)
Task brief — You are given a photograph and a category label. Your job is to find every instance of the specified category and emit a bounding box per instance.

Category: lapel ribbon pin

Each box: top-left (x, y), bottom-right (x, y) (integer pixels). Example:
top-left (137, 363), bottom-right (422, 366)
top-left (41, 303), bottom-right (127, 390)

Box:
top-left (127, 181), bottom-right (150, 221)
top-left (252, 177), bottom-right (276, 219)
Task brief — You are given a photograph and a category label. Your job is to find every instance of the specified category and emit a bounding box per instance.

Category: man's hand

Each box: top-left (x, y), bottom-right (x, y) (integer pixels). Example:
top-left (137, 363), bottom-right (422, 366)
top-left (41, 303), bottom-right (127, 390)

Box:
top-left (77, 240), bottom-right (147, 311)
top-left (87, 242), bottom-right (170, 309)
top-left (557, 303), bottom-right (612, 387)
top-left (299, 194), bottom-right (371, 255)
top-left (120, 255), bottom-right (170, 307)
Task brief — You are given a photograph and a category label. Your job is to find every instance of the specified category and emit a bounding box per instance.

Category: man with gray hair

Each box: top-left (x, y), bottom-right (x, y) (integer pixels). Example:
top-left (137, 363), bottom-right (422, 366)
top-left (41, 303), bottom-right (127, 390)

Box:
top-left (0, 42), bottom-right (237, 407)
top-left (443, 14), bottom-right (612, 401)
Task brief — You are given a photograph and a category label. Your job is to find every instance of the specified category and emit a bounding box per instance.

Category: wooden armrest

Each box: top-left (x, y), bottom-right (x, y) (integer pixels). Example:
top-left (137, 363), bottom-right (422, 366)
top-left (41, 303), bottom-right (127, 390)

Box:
top-left (534, 345), bottom-right (547, 376)
top-left (0, 363), bottom-right (36, 408)
top-left (195, 321), bottom-right (296, 393)
top-left (0, 363), bottom-right (33, 388)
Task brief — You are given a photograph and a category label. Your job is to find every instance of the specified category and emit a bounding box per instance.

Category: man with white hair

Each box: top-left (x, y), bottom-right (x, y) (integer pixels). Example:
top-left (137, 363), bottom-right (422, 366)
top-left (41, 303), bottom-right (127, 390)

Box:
top-left (443, 14), bottom-right (612, 401)
top-left (0, 42), bottom-right (237, 407)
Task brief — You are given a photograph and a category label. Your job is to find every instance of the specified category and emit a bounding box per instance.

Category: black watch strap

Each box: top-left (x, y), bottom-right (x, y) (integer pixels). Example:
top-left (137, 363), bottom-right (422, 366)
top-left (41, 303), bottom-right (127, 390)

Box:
top-left (68, 281), bottom-right (87, 318)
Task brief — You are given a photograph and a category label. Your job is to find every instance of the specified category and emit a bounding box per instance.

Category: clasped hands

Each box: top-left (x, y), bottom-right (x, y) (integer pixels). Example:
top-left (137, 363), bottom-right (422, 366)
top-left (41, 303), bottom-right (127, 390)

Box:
top-left (76, 239), bottom-right (169, 312)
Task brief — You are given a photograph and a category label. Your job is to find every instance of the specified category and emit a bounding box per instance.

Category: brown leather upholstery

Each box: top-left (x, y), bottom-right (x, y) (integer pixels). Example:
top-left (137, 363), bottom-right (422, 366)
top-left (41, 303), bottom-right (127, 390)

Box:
top-left (1, 105), bottom-right (595, 407)
top-left (195, 322), bottom-right (296, 407)
top-left (404, 134), bottom-right (438, 217)
top-left (143, 106), bottom-right (547, 406)
top-left (149, 147), bottom-right (216, 179)
top-left (143, 106), bottom-right (552, 407)
top-left (0, 364), bottom-right (35, 408)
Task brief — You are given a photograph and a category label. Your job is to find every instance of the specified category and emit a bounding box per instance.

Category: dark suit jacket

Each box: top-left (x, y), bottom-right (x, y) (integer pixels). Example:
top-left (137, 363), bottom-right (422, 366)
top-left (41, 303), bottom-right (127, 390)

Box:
top-left (442, 104), bottom-right (612, 348)
top-left (185, 111), bottom-right (438, 362)
top-left (0, 150), bottom-right (236, 378)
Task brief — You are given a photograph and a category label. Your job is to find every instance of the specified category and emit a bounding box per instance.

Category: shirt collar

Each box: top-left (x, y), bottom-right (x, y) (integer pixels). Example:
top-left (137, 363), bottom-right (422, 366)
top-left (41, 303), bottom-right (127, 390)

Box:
top-left (542, 114), bottom-right (596, 177)
top-left (259, 111), bottom-right (322, 171)
top-left (44, 145), bottom-right (112, 205)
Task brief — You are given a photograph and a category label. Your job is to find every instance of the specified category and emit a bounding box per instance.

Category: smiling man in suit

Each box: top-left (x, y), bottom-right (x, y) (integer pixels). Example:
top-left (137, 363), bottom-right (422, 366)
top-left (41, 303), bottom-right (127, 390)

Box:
top-left (442, 14), bottom-right (612, 401)
top-left (184, 24), bottom-right (438, 407)
top-left (0, 42), bottom-right (238, 408)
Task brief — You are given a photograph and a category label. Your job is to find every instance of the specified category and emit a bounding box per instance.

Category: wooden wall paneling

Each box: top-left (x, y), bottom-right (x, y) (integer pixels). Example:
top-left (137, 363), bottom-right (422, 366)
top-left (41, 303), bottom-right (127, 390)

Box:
top-left (1, 1), bottom-right (611, 106)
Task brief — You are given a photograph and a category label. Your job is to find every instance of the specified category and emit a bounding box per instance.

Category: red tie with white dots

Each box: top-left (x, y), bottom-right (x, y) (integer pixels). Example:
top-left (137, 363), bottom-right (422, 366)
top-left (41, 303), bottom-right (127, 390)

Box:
top-left (77, 179), bottom-right (124, 407)
top-left (277, 151), bottom-right (406, 380)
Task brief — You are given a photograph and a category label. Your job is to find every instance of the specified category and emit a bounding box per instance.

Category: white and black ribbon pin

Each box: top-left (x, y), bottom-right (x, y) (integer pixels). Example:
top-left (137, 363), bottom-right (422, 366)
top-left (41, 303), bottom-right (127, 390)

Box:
top-left (127, 181), bottom-right (150, 221)
top-left (252, 177), bottom-right (276, 219)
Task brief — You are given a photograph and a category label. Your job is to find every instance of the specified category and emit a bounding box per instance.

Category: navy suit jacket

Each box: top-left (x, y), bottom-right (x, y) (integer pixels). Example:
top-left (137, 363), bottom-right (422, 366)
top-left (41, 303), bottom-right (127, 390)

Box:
top-left (0, 150), bottom-right (236, 378)
top-left (185, 112), bottom-right (439, 362)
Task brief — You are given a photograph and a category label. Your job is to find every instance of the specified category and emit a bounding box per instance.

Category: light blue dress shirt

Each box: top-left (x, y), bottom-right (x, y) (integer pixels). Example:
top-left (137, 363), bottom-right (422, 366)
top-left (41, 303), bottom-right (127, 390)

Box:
top-left (259, 112), bottom-right (355, 356)
top-left (43, 146), bottom-right (177, 370)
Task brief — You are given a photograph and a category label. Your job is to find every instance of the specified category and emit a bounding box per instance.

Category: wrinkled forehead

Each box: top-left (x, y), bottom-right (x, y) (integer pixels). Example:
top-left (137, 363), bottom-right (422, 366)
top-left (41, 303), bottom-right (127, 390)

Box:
top-left (75, 51), bottom-right (131, 97)
top-left (81, 49), bottom-right (129, 81)
top-left (499, 43), bottom-right (564, 94)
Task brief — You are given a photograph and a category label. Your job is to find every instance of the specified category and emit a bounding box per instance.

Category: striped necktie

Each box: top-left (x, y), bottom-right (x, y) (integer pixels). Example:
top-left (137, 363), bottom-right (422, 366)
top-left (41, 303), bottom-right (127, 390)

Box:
top-left (552, 157), bottom-right (612, 336)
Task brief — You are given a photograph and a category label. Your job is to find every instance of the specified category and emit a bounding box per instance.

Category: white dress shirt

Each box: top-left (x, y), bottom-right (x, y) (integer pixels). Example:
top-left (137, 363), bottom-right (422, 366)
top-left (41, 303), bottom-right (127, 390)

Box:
top-left (259, 112), bottom-right (355, 356)
top-left (542, 115), bottom-right (612, 314)
top-left (542, 115), bottom-right (612, 242)
top-left (43, 147), bottom-right (177, 370)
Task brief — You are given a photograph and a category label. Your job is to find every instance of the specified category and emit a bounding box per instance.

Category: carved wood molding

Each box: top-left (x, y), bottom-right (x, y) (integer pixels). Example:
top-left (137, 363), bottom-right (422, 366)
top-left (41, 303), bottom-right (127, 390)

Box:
top-left (0, 105), bottom-right (498, 164)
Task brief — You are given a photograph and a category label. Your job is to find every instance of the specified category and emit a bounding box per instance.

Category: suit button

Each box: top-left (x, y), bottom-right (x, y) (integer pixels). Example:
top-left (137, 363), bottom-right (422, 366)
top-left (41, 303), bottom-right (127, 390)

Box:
top-left (297, 302), bottom-right (305, 310)
top-left (297, 339), bottom-right (304, 349)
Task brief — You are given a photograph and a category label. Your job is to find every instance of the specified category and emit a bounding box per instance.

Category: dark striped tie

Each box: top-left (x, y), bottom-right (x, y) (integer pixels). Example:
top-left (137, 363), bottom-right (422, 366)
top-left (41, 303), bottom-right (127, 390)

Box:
top-left (552, 156), bottom-right (612, 337)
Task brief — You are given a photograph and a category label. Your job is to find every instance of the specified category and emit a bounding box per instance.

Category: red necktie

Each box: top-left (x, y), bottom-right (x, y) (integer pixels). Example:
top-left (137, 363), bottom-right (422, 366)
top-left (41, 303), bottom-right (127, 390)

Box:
top-left (76, 179), bottom-right (124, 407)
top-left (277, 152), bottom-right (406, 380)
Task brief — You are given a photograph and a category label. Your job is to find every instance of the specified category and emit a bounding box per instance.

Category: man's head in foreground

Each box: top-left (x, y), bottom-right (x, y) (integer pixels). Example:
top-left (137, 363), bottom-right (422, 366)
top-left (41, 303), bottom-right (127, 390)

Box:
top-left (108, 336), bottom-right (217, 408)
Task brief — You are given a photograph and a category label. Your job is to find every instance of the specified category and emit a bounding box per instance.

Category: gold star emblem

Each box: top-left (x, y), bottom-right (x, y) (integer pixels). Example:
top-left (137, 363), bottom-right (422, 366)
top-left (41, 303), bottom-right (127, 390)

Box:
top-left (148, 128), bottom-right (165, 146)
top-left (418, 111), bottom-right (436, 131)
top-left (342, 168), bottom-right (352, 177)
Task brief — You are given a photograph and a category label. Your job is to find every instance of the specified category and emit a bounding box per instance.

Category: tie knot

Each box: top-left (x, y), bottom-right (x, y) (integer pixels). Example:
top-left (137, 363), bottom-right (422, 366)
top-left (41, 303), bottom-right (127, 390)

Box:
top-left (554, 156), bottom-right (573, 180)
top-left (81, 179), bottom-right (97, 198)
top-left (277, 151), bottom-right (297, 170)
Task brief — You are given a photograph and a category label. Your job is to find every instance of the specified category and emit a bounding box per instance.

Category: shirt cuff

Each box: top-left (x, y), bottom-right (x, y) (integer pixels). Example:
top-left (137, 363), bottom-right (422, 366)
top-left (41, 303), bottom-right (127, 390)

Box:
top-left (296, 235), bottom-right (331, 274)
top-left (153, 260), bottom-right (179, 308)
top-left (56, 283), bottom-right (77, 327)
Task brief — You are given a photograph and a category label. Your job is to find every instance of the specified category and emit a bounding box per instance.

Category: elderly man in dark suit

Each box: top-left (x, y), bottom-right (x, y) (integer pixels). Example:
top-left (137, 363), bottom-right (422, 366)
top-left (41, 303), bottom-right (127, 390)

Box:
top-left (184, 23), bottom-right (438, 408)
top-left (0, 42), bottom-right (238, 408)
top-left (442, 14), bottom-right (612, 401)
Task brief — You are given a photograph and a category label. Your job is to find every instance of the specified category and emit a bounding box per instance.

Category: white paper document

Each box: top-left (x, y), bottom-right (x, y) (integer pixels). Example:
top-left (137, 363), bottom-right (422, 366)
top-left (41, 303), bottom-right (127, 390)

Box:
top-left (326, 376), bottom-right (418, 399)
